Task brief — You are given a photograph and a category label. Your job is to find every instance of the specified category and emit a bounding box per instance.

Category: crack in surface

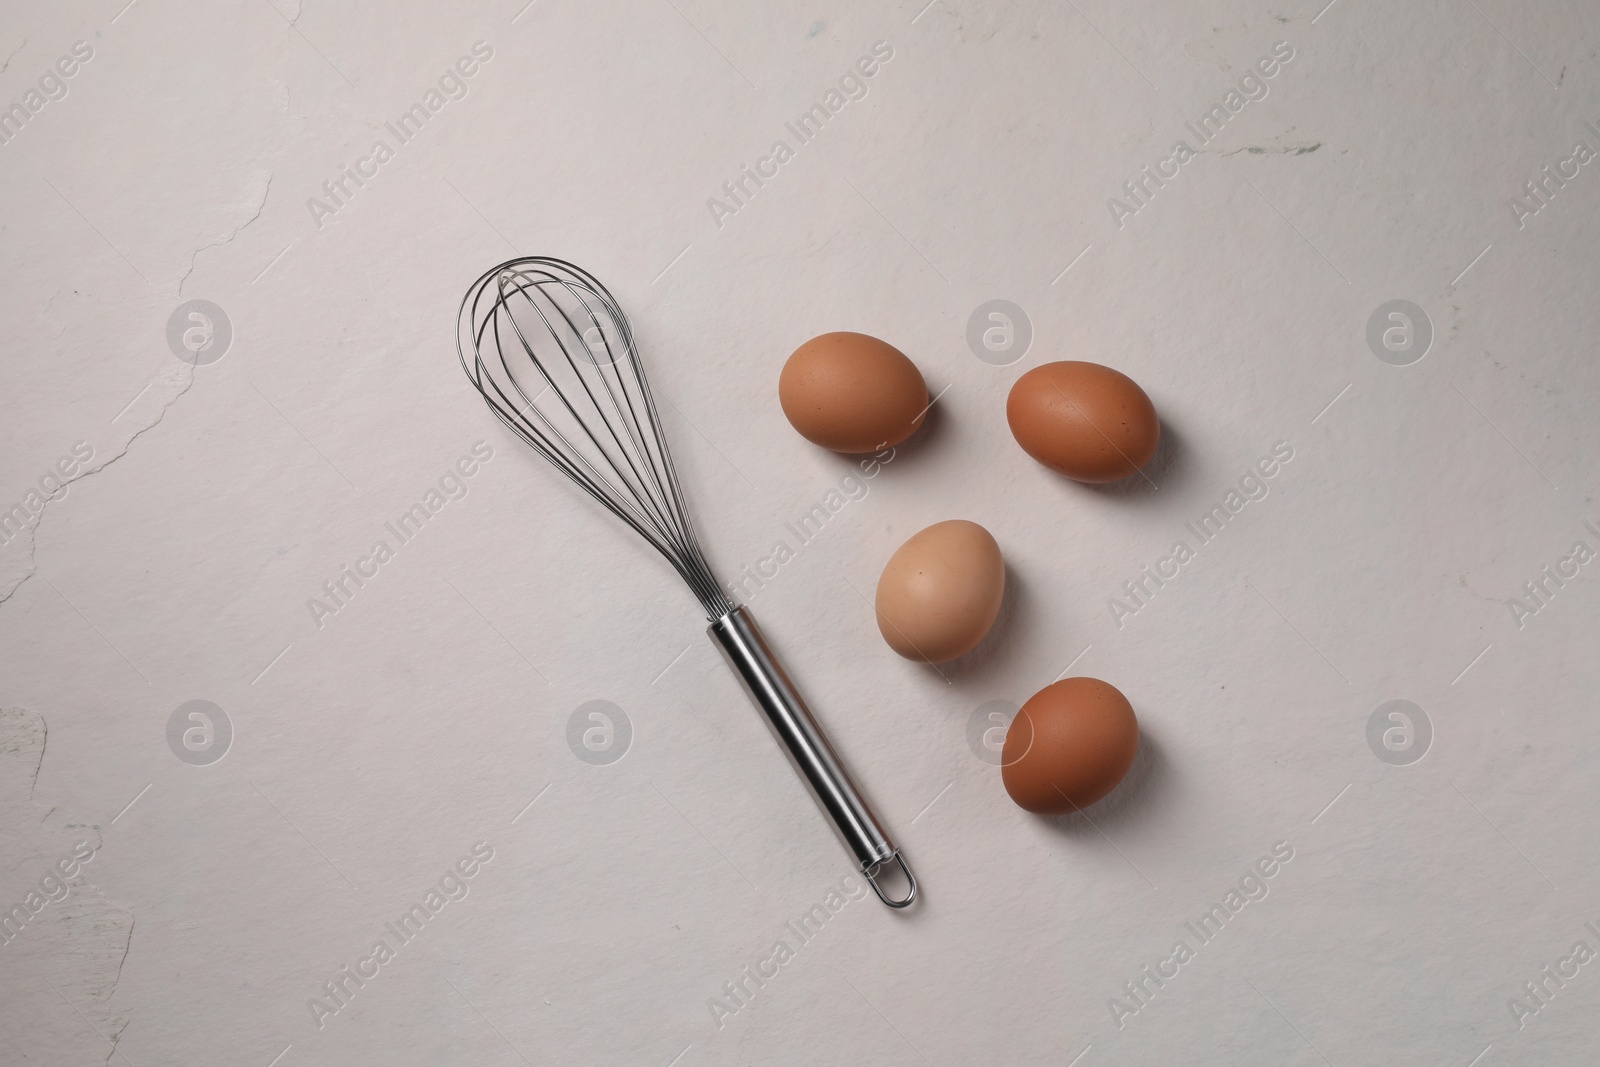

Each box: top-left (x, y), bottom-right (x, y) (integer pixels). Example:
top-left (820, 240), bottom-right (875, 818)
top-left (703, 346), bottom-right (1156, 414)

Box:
top-left (32, 713), bottom-right (47, 800)
top-left (42, 285), bottom-right (77, 338)
top-left (1, 706), bottom-right (48, 799)
top-left (1458, 573), bottom-right (1503, 605)
top-left (108, 915), bottom-right (134, 994)
top-left (0, 363), bottom-right (197, 606)
top-left (177, 173), bottom-right (273, 296)
top-left (1213, 142), bottom-right (1322, 156)
top-left (0, 37), bottom-right (26, 73)
top-left (100, 913), bottom-right (136, 1067)
top-left (2, 710), bottom-right (133, 1061)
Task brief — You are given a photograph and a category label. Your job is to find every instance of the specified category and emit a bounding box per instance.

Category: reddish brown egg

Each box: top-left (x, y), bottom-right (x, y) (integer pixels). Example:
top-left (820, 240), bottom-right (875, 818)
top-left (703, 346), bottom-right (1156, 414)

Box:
top-left (1001, 678), bottom-right (1139, 814)
top-left (1006, 361), bottom-right (1159, 482)
top-left (779, 332), bottom-right (928, 453)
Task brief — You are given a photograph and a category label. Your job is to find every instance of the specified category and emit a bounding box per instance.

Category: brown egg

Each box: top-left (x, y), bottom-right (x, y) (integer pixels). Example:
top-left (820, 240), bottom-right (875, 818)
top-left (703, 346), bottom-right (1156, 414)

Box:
top-left (875, 520), bottom-right (1005, 663)
top-left (1006, 361), bottom-right (1159, 482)
top-left (779, 332), bottom-right (928, 453)
top-left (1001, 678), bottom-right (1139, 814)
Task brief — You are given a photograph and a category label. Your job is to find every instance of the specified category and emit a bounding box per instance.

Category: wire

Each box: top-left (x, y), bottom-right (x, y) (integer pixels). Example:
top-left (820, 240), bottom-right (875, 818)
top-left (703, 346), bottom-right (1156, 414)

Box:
top-left (456, 257), bottom-right (733, 619)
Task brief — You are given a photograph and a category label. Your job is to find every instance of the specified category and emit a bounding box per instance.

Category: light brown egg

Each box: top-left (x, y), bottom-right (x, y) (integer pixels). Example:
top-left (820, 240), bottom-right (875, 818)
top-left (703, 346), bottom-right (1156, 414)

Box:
top-left (1001, 678), bottom-right (1139, 814)
top-left (779, 332), bottom-right (928, 453)
top-left (1006, 361), bottom-right (1159, 482)
top-left (874, 520), bottom-right (1005, 663)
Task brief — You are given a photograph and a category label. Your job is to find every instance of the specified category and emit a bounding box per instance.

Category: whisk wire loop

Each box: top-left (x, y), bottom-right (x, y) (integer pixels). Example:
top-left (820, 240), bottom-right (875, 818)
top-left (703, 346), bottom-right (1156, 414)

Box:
top-left (457, 257), bottom-right (732, 617)
top-left (492, 268), bottom-right (671, 536)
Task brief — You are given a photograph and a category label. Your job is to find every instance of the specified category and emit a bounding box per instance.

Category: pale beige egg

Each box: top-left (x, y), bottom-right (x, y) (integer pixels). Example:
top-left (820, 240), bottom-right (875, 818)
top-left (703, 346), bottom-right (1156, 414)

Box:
top-left (874, 520), bottom-right (1005, 663)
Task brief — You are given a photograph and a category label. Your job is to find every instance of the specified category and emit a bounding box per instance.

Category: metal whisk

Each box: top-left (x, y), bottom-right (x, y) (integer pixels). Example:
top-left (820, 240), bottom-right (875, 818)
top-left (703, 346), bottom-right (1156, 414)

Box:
top-left (456, 257), bottom-right (917, 908)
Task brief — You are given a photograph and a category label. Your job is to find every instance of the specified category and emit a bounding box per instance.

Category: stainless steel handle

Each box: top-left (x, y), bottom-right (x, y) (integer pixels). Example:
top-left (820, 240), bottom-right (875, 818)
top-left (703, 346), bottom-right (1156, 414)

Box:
top-left (708, 606), bottom-right (917, 908)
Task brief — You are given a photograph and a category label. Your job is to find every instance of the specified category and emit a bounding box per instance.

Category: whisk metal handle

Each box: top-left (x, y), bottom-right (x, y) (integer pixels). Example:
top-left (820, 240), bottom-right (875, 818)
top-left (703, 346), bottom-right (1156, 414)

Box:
top-left (708, 607), bottom-right (917, 909)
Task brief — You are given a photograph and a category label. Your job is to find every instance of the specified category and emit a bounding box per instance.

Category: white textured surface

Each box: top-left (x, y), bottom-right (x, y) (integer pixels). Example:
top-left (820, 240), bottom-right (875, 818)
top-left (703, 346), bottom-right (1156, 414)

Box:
top-left (2, 1), bottom-right (1599, 1063)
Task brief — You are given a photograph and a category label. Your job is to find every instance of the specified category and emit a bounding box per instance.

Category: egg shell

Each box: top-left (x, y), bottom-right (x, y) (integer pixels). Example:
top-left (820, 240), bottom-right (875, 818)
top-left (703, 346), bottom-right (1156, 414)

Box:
top-left (1006, 361), bottom-right (1159, 482)
top-left (1001, 677), bottom-right (1139, 814)
top-left (779, 332), bottom-right (929, 453)
top-left (874, 520), bottom-right (1005, 663)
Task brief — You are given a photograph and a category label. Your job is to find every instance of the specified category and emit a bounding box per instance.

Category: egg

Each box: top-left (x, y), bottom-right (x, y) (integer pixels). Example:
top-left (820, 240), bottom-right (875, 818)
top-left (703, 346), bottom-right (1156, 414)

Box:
top-left (1006, 361), bottom-right (1160, 482)
top-left (1001, 678), bottom-right (1139, 813)
top-left (874, 520), bottom-right (1005, 662)
top-left (779, 332), bottom-right (928, 453)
